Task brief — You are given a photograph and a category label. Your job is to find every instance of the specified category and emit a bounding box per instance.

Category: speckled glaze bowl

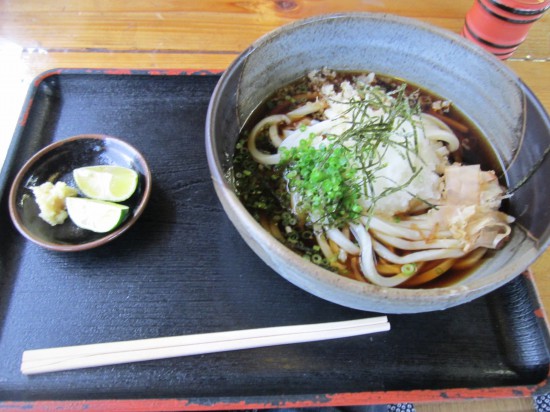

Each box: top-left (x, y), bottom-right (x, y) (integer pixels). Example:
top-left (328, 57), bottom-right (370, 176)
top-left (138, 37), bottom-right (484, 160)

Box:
top-left (205, 13), bottom-right (550, 313)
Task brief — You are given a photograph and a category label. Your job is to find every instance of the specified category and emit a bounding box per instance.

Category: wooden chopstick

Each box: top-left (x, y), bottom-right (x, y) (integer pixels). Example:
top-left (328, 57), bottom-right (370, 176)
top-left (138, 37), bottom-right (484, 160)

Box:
top-left (21, 317), bottom-right (390, 375)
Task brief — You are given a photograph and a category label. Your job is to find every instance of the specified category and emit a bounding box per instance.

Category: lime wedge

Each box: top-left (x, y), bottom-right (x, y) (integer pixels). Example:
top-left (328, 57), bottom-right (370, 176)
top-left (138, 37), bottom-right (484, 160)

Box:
top-left (73, 165), bottom-right (138, 202)
top-left (66, 197), bottom-right (129, 233)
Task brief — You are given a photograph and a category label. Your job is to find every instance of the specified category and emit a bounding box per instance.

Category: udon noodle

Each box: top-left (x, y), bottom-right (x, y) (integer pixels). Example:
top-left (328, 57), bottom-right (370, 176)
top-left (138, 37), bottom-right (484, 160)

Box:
top-left (233, 69), bottom-right (514, 288)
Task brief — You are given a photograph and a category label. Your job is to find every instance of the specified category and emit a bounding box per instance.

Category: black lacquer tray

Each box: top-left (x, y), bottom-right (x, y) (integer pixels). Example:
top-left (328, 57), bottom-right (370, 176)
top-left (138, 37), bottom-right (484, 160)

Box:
top-left (0, 70), bottom-right (549, 410)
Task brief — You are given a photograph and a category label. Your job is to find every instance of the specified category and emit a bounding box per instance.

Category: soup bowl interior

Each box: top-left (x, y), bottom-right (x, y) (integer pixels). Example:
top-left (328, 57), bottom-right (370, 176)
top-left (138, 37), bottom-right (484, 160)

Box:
top-left (206, 13), bottom-right (550, 313)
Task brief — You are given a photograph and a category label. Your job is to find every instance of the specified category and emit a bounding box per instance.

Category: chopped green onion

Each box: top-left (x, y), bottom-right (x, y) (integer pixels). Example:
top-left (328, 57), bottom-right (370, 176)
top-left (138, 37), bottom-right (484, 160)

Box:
top-left (277, 82), bottom-right (422, 228)
top-left (288, 232), bottom-right (299, 242)
top-left (302, 230), bottom-right (313, 239)
top-left (312, 254), bottom-right (323, 264)
top-left (401, 263), bottom-right (417, 276)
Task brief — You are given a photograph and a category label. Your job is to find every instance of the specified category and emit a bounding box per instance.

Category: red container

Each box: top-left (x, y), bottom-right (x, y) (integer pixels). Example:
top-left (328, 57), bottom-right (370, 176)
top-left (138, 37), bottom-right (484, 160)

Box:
top-left (462, 0), bottom-right (550, 59)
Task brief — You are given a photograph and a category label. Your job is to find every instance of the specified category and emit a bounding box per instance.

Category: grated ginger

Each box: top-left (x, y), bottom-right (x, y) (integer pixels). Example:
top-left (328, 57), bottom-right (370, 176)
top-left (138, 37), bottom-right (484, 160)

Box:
top-left (31, 181), bottom-right (78, 226)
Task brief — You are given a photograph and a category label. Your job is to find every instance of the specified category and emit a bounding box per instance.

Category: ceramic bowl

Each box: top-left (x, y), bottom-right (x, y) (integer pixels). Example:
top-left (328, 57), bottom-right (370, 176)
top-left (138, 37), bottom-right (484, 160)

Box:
top-left (9, 134), bottom-right (151, 251)
top-left (205, 13), bottom-right (550, 313)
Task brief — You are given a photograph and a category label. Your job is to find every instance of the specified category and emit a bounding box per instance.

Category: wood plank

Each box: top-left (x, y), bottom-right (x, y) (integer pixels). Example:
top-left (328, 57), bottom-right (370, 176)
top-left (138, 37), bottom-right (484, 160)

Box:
top-left (416, 397), bottom-right (535, 412)
top-left (1, 0), bottom-right (547, 58)
top-left (0, 0), bottom-right (474, 16)
top-left (507, 61), bottom-right (550, 110)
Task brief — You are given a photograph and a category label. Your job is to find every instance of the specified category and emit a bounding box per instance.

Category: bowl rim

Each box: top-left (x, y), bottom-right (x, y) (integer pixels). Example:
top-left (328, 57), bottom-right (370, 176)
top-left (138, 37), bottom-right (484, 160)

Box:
top-left (8, 133), bottom-right (152, 252)
top-left (205, 12), bottom-right (549, 311)
top-left (207, 11), bottom-right (519, 189)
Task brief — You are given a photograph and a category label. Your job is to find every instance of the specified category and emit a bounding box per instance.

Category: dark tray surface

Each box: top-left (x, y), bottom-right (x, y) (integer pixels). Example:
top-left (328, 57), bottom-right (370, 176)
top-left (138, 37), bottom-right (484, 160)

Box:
top-left (0, 71), bottom-right (549, 405)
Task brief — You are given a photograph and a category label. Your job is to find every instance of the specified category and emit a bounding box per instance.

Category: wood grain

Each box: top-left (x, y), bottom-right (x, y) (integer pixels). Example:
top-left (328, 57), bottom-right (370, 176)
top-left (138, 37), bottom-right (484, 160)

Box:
top-left (1, 0), bottom-right (547, 57)
top-left (416, 397), bottom-right (535, 411)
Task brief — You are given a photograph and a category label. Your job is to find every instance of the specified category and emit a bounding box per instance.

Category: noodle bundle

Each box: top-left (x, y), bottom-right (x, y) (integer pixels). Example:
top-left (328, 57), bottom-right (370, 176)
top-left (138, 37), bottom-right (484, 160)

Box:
top-left (234, 70), bottom-right (514, 288)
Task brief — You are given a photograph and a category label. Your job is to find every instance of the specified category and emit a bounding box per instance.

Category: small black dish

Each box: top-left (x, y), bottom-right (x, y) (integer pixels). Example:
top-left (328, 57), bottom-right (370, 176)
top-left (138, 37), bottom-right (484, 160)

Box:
top-left (8, 134), bottom-right (151, 251)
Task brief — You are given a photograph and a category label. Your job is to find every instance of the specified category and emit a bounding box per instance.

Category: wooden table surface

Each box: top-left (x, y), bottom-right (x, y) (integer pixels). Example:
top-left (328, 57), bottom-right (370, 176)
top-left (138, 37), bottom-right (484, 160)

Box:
top-left (0, 1), bottom-right (548, 411)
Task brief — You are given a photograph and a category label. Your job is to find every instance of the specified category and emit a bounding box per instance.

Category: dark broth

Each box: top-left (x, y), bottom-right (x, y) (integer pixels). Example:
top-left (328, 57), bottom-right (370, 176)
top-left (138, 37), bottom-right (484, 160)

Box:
top-left (233, 71), bottom-right (507, 288)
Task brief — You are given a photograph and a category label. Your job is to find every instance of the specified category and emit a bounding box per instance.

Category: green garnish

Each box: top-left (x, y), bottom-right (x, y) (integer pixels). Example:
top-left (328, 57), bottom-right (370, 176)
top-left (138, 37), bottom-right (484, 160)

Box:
top-left (280, 138), bottom-right (362, 228)
top-left (313, 254), bottom-right (326, 265)
top-left (401, 263), bottom-right (418, 276)
top-left (279, 83), bottom-right (423, 228)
